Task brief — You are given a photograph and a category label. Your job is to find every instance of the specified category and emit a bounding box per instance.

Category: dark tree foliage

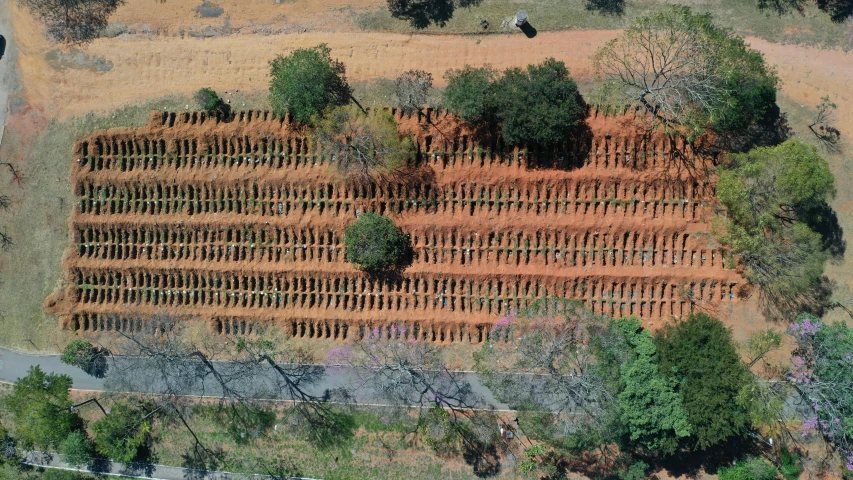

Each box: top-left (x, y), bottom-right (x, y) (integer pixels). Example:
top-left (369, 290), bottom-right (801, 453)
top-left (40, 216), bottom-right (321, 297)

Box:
top-left (269, 44), bottom-right (351, 123)
top-left (1, 366), bottom-right (82, 449)
top-left (343, 212), bottom-right (409, 271)
top-left (489, 58), bottom-right (586, 147)
top-left (387, 0), bottom-right (482, 29)
top-left (194, 87), bottom-right (223, 113)
top-left (443, 59), bottom-right (586, 147)
top-left (17, 0), bottom-right (125, 44)
top-left (653, 313), bottom-right (753, 450)
top-left (585, 0), bottom-right (625, 15)
top-left (442, 65), bottom-right (495, 124)
top-left (816, 0), bottom-right (853, 21)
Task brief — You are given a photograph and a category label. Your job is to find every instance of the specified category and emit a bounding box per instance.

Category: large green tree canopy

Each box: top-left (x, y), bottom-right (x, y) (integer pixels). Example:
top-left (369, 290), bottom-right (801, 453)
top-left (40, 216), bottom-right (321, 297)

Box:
top-left (715, 140), bottom-right (837, 315)
top-left (2, 366), bottom-right (80, 448)
top-left (269, 44), bottom-right (351, 123)
top-left (654, 313), bottom-right (752, 450)
top-left (443, 59), bottom-right (586, 147)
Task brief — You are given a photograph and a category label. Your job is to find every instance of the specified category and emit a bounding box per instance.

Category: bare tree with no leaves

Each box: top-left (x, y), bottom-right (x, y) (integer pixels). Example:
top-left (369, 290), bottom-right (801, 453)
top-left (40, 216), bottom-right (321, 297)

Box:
top-left (393, 70), bottom-right (434, 115)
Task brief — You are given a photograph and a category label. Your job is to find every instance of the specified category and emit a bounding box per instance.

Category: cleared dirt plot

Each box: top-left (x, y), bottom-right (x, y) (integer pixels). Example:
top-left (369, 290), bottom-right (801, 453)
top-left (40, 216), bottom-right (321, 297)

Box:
top-left (46, 108), bottom-right (743, 343)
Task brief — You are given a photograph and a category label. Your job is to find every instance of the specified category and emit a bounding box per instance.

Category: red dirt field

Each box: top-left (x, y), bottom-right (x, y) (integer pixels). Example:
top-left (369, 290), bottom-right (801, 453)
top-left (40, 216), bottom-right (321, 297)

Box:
top-left (46, 108), bottom-right (744, 343)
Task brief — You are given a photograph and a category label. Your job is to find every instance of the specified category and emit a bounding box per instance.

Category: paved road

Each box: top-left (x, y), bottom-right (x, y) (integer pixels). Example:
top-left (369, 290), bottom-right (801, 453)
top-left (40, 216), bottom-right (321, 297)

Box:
top-left (21, 450), bottom-right (320, 480)
top-left (0, 347), bottom-right (509, 409)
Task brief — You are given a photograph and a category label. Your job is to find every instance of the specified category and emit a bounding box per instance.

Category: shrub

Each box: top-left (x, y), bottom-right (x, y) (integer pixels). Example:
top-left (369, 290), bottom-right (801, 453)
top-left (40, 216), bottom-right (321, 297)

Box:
top-left (269, 44), bottom-right (351, 123)
top-left (717, 456), bottom-right (778, 480)
top-left (92, 402), bottom-right (150, 464)
top-left (442, 65), bottom-right (495, 124)
top-left (343, 213), bottom-right (408, 271)
top-left (194, 87), bottom-right (223, 112)
top-left (312, 106), bottom-right (414, 182)
top-left (59, 431), bottom-right (93, 468)
top-left (193, 0), bottom-right (223, 18)
top-left (17, 0), bottom-right (124, 44)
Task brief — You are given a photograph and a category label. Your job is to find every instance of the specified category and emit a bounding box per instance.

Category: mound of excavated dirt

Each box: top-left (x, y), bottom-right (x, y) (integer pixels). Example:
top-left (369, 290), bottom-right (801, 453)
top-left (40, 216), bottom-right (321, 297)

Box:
top-left (46, 108), bottom-right (744, 343)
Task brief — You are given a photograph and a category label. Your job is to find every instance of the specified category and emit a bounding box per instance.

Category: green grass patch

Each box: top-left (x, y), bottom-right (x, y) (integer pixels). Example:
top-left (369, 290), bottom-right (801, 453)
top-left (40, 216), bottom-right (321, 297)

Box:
top-left (356, 0), bottom-right (853, 50)
top-left (152, 404), bottom-right (523, 480)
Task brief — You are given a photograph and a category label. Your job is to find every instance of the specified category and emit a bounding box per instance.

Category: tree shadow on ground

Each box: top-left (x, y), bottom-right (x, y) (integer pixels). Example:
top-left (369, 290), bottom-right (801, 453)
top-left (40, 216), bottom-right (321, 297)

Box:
top-left (463, 441), bottom-right (501, 477)
top-left (651, 437), bottom-right (766, 479)
top-left (761, 276), bottom-right (835, 322)
top-left (801, 201), bottom-right (846, 260)
top-left (585, 0), bottom-right (625, 15)
top-left (84, 351), bottom-right (110, 378)
top-left (709, 105), bottom-right (792, 154)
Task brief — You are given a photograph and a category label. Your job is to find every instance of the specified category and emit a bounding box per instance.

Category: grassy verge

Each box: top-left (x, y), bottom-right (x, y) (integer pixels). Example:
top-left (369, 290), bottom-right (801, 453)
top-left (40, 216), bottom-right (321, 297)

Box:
top-left (357, 0), bottom-right (853, 50)
top-left (151, 404), bottom-right (523, 480)
top-left (0, 92), bottom-right (268, 352)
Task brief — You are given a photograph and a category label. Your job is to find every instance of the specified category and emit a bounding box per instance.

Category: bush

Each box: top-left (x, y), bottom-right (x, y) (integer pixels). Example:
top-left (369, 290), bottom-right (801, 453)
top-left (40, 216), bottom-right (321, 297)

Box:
top-left (343, 213), bottom-right (408, 271)
top-left (311, 106), bottom-right (414, 182)
top-left (193, 0), bottom-right (223, 18)
top-left (17, 0), bottom-right (123, 44)
top-left (59, 431), bottom-right (93, 468)
top-left (717, 456), bottom-right (778, 480)
top-left (92, 402), bottom-right (150, 464)
top-left (442, 66), bottom-right (495, 124)
top-left (194, 87), bottom-right (223, 112)
top-left (269, 44), bottom-right (351, 123)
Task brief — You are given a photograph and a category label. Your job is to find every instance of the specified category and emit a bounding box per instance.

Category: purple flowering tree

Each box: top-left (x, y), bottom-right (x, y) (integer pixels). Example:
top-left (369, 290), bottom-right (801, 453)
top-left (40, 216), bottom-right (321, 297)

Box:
top-left (787, 315), bottom-right (853, 472)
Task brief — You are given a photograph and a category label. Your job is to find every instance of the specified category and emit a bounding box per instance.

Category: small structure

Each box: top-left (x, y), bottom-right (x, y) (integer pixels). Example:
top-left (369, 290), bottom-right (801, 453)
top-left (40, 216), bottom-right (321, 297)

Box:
top-left (515, 10), bottom-right (528, 27)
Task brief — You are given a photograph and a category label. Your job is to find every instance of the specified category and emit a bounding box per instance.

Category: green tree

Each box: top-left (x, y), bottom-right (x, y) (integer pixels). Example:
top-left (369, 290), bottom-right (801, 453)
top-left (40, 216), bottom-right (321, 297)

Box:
top-left (488, 58), bottom-right (585, 147)
top-left (92, 402), bottom-right (150, 464)
top-left (715, 140), bottom-right (836, 316)
top-left (609, 318), bottom-right (691, 455)
top-left (343, 213), bottom-right (409, 271)
top-left (59, 431), bottom-right (93, 468)
top-left (2, 366), bottom-right (80, 448)
top-left (442, 65), bottom-right (495, 124)
top-left (61, 339), bottom-right (96, 371)
top-left (594, 6), bottom-right (778, 139)
top-left (717, 456), bottom-right (778, 480)
top-left (654, 313), bottom-right (752, 450)
top-left (311, 106), bottom-right (415, 182)
top-left (194, 87), bottom-right (223, 113)
top-left (269, 44), bottom-right (351, 123)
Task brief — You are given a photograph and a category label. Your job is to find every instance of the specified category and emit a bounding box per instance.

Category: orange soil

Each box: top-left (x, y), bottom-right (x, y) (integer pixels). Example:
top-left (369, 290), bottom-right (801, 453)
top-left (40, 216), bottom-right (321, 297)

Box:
top-left (45, 108), bottom-right (743, 342)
